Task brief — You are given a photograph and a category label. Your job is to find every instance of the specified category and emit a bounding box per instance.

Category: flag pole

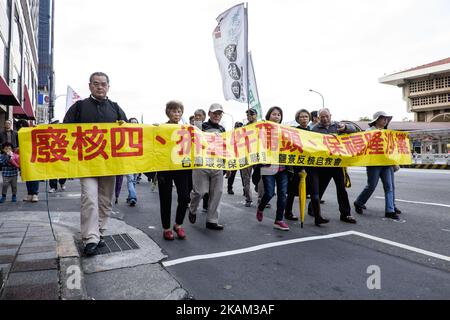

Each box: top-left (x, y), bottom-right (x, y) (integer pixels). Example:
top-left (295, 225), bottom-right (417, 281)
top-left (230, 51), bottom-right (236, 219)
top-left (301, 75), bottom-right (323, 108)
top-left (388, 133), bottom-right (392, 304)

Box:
top-left (245, 2), bottom-right (250, 113)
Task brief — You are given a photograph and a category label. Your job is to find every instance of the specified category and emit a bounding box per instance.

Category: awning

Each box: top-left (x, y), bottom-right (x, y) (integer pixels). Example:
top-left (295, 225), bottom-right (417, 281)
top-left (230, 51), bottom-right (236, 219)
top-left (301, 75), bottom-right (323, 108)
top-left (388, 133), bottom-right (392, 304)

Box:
top-left (0, 75), bottom-right (21, 106)
top-left (22, 85), bottom-right (35, 120)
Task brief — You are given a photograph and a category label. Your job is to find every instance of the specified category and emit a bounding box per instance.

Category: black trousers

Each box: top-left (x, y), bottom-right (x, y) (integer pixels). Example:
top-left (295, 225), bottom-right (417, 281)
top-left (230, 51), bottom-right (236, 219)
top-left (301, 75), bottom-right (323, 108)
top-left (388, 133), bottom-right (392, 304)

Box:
top-left (157, 170), bottom-right (190, 230)
top-left (308, 167), bottom-right (351, 217)
top-left (49, 179), bottom-right (66, 189)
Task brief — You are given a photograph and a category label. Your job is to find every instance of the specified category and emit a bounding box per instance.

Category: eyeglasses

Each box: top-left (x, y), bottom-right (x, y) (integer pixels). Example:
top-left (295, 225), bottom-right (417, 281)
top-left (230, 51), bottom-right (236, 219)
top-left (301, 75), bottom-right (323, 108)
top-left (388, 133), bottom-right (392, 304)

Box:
top-left (90, 81), bottom-right (109, 88)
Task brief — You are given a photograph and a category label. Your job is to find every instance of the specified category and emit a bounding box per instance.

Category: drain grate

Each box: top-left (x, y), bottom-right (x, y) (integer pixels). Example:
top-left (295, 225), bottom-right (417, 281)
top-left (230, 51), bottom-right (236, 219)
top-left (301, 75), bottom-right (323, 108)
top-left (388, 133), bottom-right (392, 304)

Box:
top-left (77, 233), bottom-right (140, 256)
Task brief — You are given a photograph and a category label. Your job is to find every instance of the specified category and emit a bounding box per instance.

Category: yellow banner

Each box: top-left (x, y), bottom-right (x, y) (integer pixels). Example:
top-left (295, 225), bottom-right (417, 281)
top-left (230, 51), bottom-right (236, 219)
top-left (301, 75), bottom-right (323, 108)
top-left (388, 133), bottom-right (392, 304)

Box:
top-left (18, 122), bottom-right (412, 181)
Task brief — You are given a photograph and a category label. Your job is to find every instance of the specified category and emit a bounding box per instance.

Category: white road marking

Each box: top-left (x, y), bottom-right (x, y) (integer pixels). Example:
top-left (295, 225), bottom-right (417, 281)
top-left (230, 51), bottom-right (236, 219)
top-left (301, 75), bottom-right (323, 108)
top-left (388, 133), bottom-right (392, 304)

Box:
top-left (442, 229), bottom-right (450, 232)
top-left (162, 230), bottom-right (450, 267)
top-left (350, 231), bottom-right (450, 262)
top-left (162, 231), bottom-right (354, 267)
top-left (348, 168), bottom-right (450, 175)
top-left (375, 197), bottom-right (450, 208)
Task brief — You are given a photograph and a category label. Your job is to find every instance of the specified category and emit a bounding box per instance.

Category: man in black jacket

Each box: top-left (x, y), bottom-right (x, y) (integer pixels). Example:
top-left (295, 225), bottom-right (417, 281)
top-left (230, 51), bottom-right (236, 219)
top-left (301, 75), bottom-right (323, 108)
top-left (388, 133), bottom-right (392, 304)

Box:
top-left (64, 72), bottom-right (127, 256)
top-left (0, 120), bottom-right (19, 150)
top-left (308, 108), bottom-right (357, 226)
top-left (188, 103), bottom-right (226, 230)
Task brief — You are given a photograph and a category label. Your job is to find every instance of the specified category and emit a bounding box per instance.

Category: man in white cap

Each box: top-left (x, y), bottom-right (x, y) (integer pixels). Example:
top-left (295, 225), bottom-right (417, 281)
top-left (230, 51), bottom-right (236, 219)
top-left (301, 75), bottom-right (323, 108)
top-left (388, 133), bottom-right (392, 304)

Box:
top-left (188, 103), bottom-right (226, 230)
top-left (354, 111), bottom-right (402, 220)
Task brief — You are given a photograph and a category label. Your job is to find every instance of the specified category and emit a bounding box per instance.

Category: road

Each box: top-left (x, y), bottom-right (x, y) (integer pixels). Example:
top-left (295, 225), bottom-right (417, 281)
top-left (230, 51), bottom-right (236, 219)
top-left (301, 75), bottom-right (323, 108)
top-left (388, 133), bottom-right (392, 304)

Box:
top-left (121, 168), bottom-right (450, 300)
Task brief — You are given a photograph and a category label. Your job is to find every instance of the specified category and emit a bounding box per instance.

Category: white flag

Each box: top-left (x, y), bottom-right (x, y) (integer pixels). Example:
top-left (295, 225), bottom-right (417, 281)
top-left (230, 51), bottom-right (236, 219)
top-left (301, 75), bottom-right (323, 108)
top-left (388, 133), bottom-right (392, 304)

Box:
top-left (213, 3), bottom-right (248, 103)
top-left (65, 86), bottom-right (82, 112)
top-left (248, 52), bottom-right (262, 119)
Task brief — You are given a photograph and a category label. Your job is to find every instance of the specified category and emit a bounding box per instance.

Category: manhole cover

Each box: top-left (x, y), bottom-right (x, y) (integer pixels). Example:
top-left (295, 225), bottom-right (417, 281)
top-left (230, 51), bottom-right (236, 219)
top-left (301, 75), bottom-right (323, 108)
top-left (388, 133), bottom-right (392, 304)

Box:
top-left (77, 233), bottom-right (140, 256)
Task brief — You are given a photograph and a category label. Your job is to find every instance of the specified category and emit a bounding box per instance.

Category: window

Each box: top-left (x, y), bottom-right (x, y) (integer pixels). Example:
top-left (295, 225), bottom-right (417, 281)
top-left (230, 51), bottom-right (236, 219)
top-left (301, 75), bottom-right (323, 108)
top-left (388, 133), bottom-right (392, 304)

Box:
top-left (417, 112), bottom-right (426, 122)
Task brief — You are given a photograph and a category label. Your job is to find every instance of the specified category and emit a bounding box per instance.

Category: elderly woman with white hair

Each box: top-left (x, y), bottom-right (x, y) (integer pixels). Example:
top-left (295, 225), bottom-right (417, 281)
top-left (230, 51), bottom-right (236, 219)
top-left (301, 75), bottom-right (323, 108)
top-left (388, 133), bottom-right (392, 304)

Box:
top-left (353, 111), bottom-right (402, 220)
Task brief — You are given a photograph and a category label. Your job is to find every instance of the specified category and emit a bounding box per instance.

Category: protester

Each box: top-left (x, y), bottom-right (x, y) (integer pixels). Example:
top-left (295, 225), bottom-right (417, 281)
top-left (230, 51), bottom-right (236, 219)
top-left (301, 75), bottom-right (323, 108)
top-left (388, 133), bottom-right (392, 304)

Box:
top-left (0, 142), bottom-right (19, 203)
top-left (155, 101), bottom-right (191, 240)
top-left (63, 72), bottom-right (127, 256)
top-left (188, 103), bottom-right (226, 230)
top-left (49, 179), bottom-right (67, 193)
top-left (256, 106), bottom-right (291, 231)
top-left (307, 108), bottom-right (357, 226)
top-left (0, 120), bottom-right (19, 150)
top-left (226, 121), bottom-right (244, 195)
top-left (47, 118), bottom-right (67, 193)
top-left (189, 115), bottom-right (195, 125)
top-left (354, 111), bottom-right (401, 220)
top-left (125, 117), bottom-right (140, 207)
top-left (307, 110), bottom-right (319, 130)
top-left (192, 108), bottom-right (209, 211)
top-left (284, 109), bottom-right (311, 221)
top-left (16, 121), bottom-right (39, 202)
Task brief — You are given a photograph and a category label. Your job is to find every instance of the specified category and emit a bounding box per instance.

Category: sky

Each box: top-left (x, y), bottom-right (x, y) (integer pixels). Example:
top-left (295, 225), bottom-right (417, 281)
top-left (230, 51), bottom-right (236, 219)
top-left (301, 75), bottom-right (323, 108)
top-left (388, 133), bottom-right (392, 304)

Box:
top-left (53, 0), bottom-right (450, 129)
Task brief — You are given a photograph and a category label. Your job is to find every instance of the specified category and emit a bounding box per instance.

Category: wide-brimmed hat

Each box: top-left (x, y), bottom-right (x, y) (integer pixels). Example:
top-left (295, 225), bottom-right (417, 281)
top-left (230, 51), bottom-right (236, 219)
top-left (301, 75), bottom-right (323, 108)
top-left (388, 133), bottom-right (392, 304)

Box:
top-left (369, 111), bottom-right (392, 127)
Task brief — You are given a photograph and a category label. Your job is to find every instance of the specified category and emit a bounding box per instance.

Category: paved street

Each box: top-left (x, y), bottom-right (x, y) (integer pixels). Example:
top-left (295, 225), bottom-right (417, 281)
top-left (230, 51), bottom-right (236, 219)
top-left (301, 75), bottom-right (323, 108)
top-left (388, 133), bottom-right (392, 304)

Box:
top-left (123, 168), bottom-right (450, 299)
top-left (0, 167), bottom-right (449, 300)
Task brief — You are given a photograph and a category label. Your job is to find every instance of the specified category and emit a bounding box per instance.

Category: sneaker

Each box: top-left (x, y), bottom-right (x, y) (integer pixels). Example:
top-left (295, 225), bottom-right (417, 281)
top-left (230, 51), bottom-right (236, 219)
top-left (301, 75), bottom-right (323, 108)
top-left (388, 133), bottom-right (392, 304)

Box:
top-left (23, 195), bottom-right (32, 202)
top-left (394, 207), bottom-right (402, 214)
top-left (48, 188), bottom-right (56, 193)
top-left (173, 226), bottom-right (186, 239)
top-left (115, 198), bottom-right (118, 204)
top-left (274, 220), bottom-right (290, 231)
top-left (265, 203), bottom-right (271, 209)
top-left (129, 199), bottom-right (137, 207)
top-left (11, 195), bottom-right (17, 203)
top-left (385, 212), bottom-right (400, 220)
top-left (60, 184), bottom-right (66, 191)
top-left (31, 195), bottom-right (39, 202)
top-left (163, 230), bottom-right (174, 241)
top-left (227, 189), bottom-right (234, 195)
top-left (245, 201), bottom-right (252, 207)
top-left (0, 196), bottom-right (5, 203)
top-left (256, 209), bottom-right (263, 222)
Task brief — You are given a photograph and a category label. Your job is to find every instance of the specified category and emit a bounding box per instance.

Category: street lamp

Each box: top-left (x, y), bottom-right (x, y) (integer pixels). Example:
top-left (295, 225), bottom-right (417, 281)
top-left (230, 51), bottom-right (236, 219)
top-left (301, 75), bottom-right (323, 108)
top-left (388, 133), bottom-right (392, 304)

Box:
top-left (309, 89), bottom-right (324, 108)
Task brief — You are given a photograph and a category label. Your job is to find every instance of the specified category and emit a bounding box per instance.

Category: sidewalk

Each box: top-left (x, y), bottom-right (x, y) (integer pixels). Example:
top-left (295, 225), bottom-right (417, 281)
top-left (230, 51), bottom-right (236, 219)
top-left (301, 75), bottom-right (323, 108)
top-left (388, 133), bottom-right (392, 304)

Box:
top-left (0, 179), bottom-right (188, 300)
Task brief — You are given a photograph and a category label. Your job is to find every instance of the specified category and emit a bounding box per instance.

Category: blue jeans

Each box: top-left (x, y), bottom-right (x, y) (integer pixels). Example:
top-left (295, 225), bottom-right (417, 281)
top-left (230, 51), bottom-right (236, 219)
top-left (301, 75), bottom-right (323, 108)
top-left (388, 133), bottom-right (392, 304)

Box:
top-left (355, 166), bottom-right (394, 213)
top-left (258, 171), bottom-right (289, 221)
top-left (126, 174), bottom-right (137, 200)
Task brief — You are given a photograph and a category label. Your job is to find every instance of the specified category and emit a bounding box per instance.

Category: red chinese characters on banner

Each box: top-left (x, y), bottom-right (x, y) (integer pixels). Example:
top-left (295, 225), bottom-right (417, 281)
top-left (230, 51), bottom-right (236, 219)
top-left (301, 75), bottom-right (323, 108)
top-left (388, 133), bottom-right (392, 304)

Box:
top-left (384, 131), bottom-right (396, 155)
top-left (395, 133), bottom-right (410, 154)
top-left (280, 127), bottom-right (303, 153)
top-left (230, 127), bottom-right (257, 157)
top-left (31, 127), bottom-right (70, 163)
top-left (175, 126), bottom-right (204, 156)
top-left (323, 135), bottom-right (346, 156)
top-left (364, 131), bottom-right (384, 155)
top-left (72, 126), bottom-right (109, 161)
top-left (111, 127), bottom-right (143, 157)
top-left (205, 133), bottom-right (231, 157)
top-left (341, 134), bottom-right (367, 156)
top-left (256, 123), bottom-right (278, 152)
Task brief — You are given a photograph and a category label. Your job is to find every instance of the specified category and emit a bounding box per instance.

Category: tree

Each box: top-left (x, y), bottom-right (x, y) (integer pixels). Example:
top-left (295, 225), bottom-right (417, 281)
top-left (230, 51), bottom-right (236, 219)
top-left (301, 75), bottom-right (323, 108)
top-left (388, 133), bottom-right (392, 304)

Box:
top-left (359, 116), bottom-right (371, 121)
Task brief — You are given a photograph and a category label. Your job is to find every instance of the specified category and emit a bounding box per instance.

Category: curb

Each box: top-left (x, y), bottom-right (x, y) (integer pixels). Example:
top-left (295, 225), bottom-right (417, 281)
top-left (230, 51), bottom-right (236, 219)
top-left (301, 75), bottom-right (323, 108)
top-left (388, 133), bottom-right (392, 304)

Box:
top-left (56, 232), bottom-right (88, 300)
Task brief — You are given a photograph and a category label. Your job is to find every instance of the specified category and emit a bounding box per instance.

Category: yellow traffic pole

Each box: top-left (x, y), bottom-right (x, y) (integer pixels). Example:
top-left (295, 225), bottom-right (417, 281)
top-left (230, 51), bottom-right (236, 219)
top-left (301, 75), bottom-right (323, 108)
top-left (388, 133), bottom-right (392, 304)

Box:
top-left (298, 170), bottom-right (307, 228)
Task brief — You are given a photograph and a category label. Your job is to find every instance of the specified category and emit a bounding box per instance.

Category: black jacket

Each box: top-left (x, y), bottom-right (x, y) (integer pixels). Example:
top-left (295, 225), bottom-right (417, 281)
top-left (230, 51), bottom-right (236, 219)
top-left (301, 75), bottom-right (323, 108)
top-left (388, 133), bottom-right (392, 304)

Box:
top-left (202, 120), bottom-right (225, 133)
top-left (0, 130), bottom-right (19, 149)
top-left (63, 96), bottom-right (127, 124)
